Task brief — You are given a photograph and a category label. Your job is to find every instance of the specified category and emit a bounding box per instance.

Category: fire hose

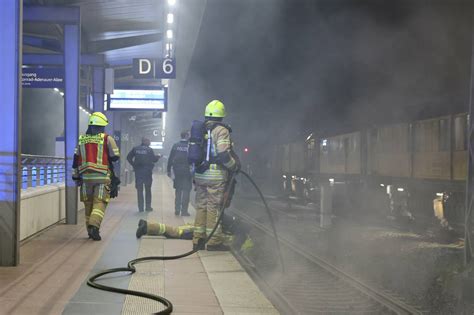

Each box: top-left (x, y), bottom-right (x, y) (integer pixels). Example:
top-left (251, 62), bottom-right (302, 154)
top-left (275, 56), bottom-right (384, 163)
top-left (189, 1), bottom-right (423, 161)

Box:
top-left (87, 170), bottom-right (284, 314)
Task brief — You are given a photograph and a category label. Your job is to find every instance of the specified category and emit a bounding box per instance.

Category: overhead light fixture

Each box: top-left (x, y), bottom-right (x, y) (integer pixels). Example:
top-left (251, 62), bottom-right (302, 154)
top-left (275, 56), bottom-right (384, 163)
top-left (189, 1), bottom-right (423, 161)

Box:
top-left (60, 92), bottom-right (64, 96)
top-left (54, 88), bottom-right (59, 92)
top-left (166, 30), bottom-right (173, 39)
top-left (167, 13), bottom-right (174, 24)
top-left (168, 0), bottom-right (176, 5)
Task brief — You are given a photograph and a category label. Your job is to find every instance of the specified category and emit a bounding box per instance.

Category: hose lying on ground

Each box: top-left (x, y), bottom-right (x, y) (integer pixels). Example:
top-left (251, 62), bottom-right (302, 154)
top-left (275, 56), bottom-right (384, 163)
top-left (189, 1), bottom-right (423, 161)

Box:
top-left (87, 170), bottom-right (284, 315)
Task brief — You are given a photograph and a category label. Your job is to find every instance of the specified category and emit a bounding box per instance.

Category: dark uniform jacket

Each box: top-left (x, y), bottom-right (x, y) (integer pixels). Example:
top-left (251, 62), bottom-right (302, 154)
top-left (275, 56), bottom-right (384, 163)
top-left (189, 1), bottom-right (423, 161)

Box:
top-left (167, 140), bottom-right (192, 189)
top-left (127, 145), bottom-right (160, 179)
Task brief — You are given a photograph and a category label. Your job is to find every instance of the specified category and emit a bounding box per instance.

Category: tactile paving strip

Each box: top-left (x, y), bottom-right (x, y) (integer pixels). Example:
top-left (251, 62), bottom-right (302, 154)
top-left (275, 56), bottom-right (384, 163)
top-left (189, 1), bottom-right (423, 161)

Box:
top-left (122, 177), bottom-right (167, 314)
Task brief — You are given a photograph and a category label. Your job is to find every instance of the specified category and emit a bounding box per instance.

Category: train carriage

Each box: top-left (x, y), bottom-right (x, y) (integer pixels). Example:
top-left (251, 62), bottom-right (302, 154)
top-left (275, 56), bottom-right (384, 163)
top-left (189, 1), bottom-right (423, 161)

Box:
top-left (368, 123), bottom-right (411, 178)
top-left (320, 132), bottom-right (362, 176)
top-left (269, 112), bottom-right (469, 231)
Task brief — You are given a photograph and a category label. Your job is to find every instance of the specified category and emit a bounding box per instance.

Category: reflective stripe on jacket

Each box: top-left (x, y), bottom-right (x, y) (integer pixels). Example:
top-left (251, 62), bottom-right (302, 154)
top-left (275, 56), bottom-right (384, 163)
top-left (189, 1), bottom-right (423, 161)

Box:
top-left (74, 133), bottom-right (120, 183)
top-left (78, 134), bottom-right (109, 175)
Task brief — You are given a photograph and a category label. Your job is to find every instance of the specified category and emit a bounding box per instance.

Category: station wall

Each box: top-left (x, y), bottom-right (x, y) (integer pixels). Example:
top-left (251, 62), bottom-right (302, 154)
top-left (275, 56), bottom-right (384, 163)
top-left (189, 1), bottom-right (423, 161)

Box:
top-left (20, 184), bottom-right (83, 241)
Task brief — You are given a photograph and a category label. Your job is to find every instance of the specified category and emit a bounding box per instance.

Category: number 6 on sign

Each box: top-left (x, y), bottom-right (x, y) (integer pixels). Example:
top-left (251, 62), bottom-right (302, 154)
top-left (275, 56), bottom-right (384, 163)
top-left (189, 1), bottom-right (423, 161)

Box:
top-left (162, 58), bottom-right (174, 74)
top-left (157, 58), bottom-right (176, 78)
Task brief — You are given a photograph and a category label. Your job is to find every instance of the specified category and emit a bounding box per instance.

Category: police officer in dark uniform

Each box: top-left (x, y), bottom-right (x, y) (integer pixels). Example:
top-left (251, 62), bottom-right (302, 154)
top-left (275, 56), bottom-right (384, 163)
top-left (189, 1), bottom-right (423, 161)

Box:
top-left (127, 137), bottom-right (160, 212)
top-left (167, 131), bottom-right (192, 216)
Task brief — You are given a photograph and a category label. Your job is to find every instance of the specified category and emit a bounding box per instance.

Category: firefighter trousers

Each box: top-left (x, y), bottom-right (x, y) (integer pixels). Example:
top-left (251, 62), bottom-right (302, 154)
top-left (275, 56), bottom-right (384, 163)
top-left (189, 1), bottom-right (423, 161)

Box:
top-left (147, 222), bottom-right (193, 239)
top-left (192, 181), bottom-right (226, 246)
top-left (81, 182), bottom-right (110, 229)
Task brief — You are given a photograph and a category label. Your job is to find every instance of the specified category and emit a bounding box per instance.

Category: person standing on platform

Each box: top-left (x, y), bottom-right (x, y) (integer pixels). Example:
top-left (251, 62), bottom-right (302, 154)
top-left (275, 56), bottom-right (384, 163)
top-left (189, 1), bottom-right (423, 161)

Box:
top-left (127, 137), bottom-right (160, 212)
top-left (192, 100), bottom-right (240, 251)
top-left (72, 112), bottom-right (120, 241)
top-left (167, 130), bottom-right (192, 216)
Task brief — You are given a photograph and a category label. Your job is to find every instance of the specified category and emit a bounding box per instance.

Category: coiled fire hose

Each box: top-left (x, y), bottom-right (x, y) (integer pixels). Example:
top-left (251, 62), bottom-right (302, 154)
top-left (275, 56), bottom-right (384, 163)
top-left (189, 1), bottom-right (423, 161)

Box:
top-left (87, 170), bottom-right (284, 315)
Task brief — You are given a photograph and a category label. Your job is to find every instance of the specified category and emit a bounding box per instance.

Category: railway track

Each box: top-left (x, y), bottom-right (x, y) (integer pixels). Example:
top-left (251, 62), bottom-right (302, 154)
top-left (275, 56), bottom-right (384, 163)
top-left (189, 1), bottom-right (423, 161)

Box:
top-left (232, 208), bottom-right (422, 315)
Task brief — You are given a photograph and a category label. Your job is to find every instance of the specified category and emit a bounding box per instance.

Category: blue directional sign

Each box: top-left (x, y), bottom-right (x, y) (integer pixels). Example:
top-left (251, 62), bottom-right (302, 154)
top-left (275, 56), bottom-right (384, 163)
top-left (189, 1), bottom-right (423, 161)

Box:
top-left (133, 58), bottom-right (176, 79)
top-left (21, 67), bottom-right (64, 88)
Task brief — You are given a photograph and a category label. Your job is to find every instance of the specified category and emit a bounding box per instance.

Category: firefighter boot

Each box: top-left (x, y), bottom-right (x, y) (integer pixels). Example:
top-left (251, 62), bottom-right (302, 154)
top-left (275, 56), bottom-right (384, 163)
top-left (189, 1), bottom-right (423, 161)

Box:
top-left (88, 225), bottom-right (101, 241)
top-left (136, 219), bottom-right (147, 238)
top-left (207, 243), bottom-right (230, 251)
top-left (193, 238), bottom-right (205, 251)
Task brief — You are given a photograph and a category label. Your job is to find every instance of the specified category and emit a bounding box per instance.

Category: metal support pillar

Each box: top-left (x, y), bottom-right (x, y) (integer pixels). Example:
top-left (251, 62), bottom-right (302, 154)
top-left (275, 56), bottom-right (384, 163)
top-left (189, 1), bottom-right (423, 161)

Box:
top-left (0, 0), bottom-right (22, 266)
top-left (466, 8), bottom-right (474, 265)
top-left (320, 183), bottom-right (333, 228)
top-left (113, 113), bottom-right (122, 178)
top-left (105, 111), bottom-right (114, 136)
top-left (64, 23), bottom-right (80, 225)
top-left (92, 66), bottom-right (104, 112)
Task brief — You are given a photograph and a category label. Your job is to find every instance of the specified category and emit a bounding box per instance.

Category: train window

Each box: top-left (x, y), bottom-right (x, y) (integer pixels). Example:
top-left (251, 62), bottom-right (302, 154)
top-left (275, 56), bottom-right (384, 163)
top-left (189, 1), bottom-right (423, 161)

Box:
top-left (414, 123), bottom-right (423, 152)
top-left (439, 119), bottom-right (449, 151)
top-left (351, 136), bottom-right (357, 152)
top-left (307, 138), bottom-right (315, 151)
top-left (407, 124), bottom-right (413, 152)
top-left (306, 139), bottom-right (315, 159)
top-left (321, 139), bottom-right (329, 153)
top-left (454, 115), bottom-right (467, 151)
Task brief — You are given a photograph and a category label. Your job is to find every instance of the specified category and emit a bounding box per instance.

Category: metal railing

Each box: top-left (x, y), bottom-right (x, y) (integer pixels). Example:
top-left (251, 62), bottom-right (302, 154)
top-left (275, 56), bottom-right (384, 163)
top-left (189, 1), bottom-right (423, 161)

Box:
top-left (21, 154), bottom-right (66, 189)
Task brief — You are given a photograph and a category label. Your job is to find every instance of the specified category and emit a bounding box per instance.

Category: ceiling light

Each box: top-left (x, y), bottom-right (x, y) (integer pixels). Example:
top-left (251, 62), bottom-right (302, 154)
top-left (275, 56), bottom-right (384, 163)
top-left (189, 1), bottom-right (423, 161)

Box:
top-left (166, 30), bottom-right (173, 39)
top-left (168, 0), bottom-right (176, 5)
top-left (60, 92), bottom-right (64, 96)
top-left (54, 88), bottom-right (59, 92)
top-left (167, 13), bottom-right (174, 24)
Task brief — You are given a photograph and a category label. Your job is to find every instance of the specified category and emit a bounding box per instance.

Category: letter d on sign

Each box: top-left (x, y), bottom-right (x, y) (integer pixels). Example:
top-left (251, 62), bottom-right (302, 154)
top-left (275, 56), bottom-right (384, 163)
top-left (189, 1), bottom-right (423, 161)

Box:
top-left (139, 59), bottom-right (152, 74)
top-left (133, 58), bottom-right (155, 79)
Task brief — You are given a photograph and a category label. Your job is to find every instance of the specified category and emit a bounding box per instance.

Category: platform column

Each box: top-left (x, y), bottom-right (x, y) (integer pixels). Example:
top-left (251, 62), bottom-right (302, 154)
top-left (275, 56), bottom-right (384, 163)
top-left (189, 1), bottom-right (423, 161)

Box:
top-left (0, 0), bottom-right (22, 266)
top-left (320, 183), bottom-right (333, 228)
top-left (466, 9), bottom-right (474, 265)
top-left (92, 66), bottom-right (105, 113)
top-left (64, 23), bottom-right (81, 225)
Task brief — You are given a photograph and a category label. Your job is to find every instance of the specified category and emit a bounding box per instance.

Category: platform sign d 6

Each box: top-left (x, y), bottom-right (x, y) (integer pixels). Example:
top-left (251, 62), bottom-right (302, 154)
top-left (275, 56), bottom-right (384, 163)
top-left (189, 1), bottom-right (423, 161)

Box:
top-left (133, 58), bottom-right (176, 79)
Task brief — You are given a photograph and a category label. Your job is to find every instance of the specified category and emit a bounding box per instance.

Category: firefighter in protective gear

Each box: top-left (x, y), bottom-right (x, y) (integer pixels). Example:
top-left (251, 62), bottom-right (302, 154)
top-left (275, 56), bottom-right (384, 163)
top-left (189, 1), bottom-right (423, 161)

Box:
top-left (167, 130), bottom-right (192, 216)
top-left (193, 100), bottom-right (240, 251)
top-left (72, 112), bottom-right (120, 241)
top-left (127, 137), bottom-right (160, 212)
top-left (136, 214), bottom-right (253, 252)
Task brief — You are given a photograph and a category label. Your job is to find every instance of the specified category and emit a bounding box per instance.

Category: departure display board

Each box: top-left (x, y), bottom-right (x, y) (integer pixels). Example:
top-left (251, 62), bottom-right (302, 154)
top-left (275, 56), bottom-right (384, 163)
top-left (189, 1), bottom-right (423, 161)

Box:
top-left (108, 88), bottom-right (167, 111)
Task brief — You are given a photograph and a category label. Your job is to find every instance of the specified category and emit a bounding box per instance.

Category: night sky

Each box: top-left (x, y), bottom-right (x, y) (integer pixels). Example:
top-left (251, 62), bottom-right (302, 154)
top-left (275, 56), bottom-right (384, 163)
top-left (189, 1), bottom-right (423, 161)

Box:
top-left (177, 0), bottom-right (472, 149)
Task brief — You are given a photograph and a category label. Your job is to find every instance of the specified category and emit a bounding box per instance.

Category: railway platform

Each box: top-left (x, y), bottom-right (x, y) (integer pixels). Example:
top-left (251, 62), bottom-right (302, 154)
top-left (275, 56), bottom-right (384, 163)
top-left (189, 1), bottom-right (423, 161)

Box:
top-left (0, 175), bottom-right (278, 315)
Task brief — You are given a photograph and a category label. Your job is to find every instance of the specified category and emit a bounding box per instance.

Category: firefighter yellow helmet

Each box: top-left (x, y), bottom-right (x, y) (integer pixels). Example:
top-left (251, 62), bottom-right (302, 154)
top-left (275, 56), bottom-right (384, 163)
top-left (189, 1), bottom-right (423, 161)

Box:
top-left (88, 112), bottom-right (109, 126)
top-left (205, 100), bottom-right (226, 118)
